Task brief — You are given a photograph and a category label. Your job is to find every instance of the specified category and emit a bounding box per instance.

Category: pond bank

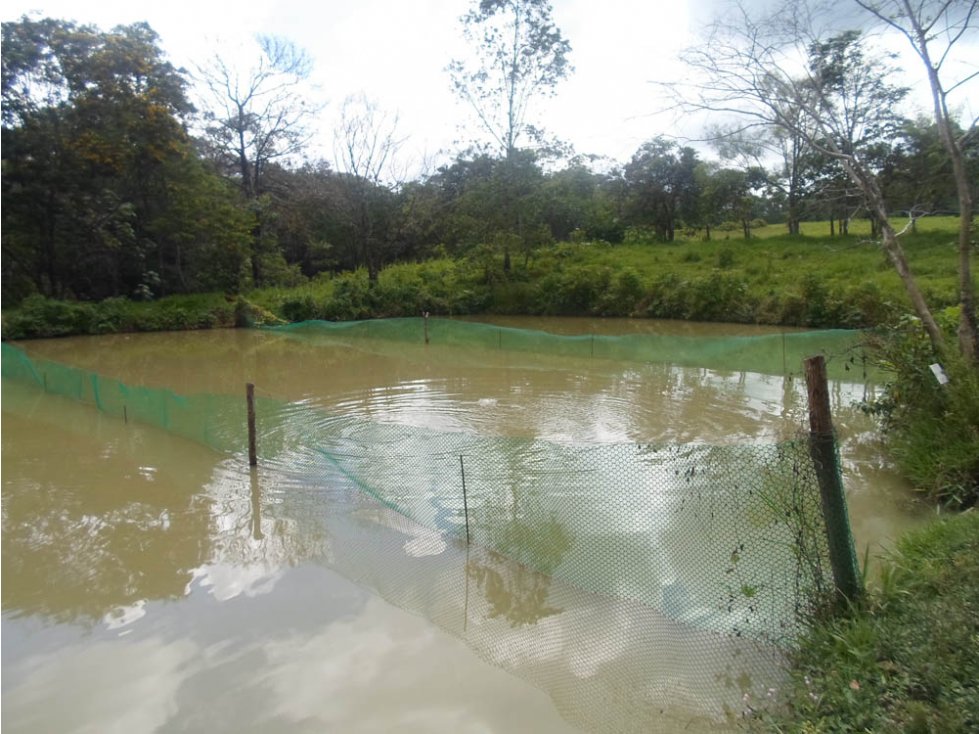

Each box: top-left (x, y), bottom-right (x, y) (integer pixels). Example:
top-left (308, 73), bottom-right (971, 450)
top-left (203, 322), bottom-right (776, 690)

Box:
top-left (756, 511), bottom-right (979, 733)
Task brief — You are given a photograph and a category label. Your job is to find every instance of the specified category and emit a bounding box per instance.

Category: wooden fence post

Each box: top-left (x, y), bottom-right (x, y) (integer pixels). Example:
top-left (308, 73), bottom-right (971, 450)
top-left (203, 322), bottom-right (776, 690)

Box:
top-left (423, 311), bottom-right (430, 344)
top-left (805, 355), bottom-right (862, 602)
top-left (246, 383), bottom-right (257, 467)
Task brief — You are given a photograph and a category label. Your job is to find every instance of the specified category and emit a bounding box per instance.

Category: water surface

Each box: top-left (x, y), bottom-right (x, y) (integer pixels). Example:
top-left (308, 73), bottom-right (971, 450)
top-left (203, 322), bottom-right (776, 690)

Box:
top-left (3, 318), bottom-right (925, 732)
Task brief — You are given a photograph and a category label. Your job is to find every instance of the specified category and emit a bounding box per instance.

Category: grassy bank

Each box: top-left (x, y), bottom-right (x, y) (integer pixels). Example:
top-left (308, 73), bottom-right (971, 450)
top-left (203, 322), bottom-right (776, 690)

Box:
top-left (1, 220), bottom-right (969, 339)
top-left (757, 511), bottom-right (979, 733)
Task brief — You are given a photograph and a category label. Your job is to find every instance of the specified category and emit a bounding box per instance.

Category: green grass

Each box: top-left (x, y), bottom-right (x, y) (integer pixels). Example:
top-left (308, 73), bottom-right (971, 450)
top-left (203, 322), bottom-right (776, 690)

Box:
top-left (2, 216), bottom-right (972, 339)
top-left (756, 511), bottom-right (979, 733)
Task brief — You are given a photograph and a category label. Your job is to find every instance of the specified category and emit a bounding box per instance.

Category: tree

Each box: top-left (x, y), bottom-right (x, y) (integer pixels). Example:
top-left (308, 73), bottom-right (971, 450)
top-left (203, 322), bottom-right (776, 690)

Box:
top-left (447, 0), bottom-right (572, 273)
top-left (853, 0), bottom-right (978, 361)
top-left (539, 163), bottom-right (623, 242)
top-left (1, 18), bottom-right (248, 302)
top-left (447, 0), bottom-right (572, 160)
top-left (878, 117), bottom-right (976, 222)
top-left (696, 164), bottom-right (766, 239)
top-left (196, 35), bottom-right (319, 286)
top-left (333, 94), bottom-right (405, 282)
top-left (673, 2), bottom-right (949, 354)
top-left (622, 137), bottom-right (700, 242)
top-left (709, 121), bottom-right (814, 235)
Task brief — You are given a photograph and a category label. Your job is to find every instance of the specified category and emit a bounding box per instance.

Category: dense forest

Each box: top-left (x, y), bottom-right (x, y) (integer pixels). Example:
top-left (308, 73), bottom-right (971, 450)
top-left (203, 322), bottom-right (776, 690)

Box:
top-left (2, 9), bottom-right (974, 310)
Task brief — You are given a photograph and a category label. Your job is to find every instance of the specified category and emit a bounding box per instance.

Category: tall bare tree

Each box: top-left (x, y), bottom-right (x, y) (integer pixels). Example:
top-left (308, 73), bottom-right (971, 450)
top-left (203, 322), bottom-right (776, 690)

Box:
top-left (196, 35), bottom-right (319, 286)
top-left (853, 0), bottom-right (978, 361)
top-left (672, 1), bottom-right (950, 353)
top-left (333, 94), bottom-right (405, 282)
top-left (447, 0), bottom-right (572, 160)
top-left (197, 35), bottom-right (315, 198)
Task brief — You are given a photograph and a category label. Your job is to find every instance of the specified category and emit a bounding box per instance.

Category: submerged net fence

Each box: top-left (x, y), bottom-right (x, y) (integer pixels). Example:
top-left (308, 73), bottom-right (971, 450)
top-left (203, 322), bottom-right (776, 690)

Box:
top-left (2, 322), bottom-right (849, 729)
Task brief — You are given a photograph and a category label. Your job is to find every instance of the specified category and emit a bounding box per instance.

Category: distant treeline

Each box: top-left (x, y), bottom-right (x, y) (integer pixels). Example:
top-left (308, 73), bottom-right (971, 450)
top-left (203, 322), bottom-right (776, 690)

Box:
top-left (2, 18), bottom-right (974, 310)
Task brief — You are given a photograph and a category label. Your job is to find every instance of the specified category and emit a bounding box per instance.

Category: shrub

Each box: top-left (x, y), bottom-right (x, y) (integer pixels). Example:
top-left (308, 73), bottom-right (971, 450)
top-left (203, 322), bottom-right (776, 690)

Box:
top-left (2, 295), bottom-right (96, 338)
top-left (862, 311), bottom-right (979, 509)
top-left (280, 296), bottom-right (319, 322)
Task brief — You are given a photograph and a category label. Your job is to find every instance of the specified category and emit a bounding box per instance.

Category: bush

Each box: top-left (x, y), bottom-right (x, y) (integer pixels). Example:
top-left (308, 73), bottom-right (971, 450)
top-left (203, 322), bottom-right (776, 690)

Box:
top-left (862, 311), bottom-right (979, 509)
top-left (2, 295), bottom-right (96, 338)
top-left (1, 293), bottom-right (236, 339)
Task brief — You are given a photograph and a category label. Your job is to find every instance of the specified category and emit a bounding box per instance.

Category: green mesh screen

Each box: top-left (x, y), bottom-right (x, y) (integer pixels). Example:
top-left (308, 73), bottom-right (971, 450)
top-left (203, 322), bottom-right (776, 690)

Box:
top-left (266, 317), bottom-right (869, 380)
top-left (2, 331), bottom-right (839, 728)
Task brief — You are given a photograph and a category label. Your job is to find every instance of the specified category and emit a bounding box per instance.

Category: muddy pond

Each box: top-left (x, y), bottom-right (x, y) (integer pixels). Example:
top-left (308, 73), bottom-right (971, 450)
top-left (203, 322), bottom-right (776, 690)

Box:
top-left (1, 317), bottom-right (924, 733)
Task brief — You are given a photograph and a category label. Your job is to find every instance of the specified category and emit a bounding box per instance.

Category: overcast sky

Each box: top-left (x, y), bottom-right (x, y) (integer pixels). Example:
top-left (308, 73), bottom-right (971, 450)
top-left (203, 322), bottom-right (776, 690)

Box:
top-left (3, 0), bottom-right (977, 175)
top-left (2, 0), bottom-right (699, 169)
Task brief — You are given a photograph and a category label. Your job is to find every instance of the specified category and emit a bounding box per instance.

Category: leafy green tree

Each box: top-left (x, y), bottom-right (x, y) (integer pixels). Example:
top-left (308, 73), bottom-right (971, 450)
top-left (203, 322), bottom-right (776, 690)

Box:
top-left (696, 164), bottom-right (755, 240)
top-left (1, 17), bottom-right (249, 302)
top-left (709, 121), bottom-right (813, 235)
top-left (266, 161), bottom-right (347, 277)
top-left (879, 119), bottom-right (952, 217)
top-left (539, 163), bottom-right (623, 242)
top-left (622, 137), bottom-right (700, 242)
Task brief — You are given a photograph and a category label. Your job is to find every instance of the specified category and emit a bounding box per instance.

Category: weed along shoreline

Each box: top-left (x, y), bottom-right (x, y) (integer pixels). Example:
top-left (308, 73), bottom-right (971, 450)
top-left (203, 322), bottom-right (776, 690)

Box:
top-left (1, 221), bottom-right (969, 342)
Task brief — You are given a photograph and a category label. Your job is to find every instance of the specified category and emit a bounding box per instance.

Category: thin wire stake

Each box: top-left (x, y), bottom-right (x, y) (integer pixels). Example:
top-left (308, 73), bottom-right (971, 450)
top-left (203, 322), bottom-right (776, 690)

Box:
top-left (460, 454), bottom-right (470, 545)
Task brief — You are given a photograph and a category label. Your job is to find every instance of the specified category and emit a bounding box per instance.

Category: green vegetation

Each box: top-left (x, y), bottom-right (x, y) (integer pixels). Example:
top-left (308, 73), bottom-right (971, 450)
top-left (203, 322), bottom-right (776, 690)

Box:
top-left (0, 292), bottom-right (286, 340)
top-left (3, 220), bottom-right (966, 340)
top-left (757, 511), bottom-right (979, 733)
top-left (863, 309), bottom-right (979, 509)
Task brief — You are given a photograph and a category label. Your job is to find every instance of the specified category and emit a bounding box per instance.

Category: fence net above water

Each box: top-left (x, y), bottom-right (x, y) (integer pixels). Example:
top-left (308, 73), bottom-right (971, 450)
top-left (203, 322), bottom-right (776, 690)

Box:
top-left (266, 317), bottom-right (868, 380)
top-left (1, 324), bottom-right (843, 731)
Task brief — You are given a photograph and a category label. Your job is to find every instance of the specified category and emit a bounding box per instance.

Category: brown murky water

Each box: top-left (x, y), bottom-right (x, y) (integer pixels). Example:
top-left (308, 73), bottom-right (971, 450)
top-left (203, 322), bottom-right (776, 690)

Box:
top-left (2, 317), bottom-right (925, 733)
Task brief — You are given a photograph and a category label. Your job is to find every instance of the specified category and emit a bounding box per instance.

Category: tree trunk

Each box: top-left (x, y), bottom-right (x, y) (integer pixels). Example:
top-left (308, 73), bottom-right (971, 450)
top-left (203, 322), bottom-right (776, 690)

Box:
top-left (903, 0), bottom-right (978, 366)
top-left (840, 157), bottom-right (945, 354)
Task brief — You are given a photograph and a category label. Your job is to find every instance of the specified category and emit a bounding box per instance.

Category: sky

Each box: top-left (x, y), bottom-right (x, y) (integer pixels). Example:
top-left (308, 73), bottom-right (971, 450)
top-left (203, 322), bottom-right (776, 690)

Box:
top-left (2, 0), bottom-right (977, 176)
top-left (2, 0), bottom-right (699, 173)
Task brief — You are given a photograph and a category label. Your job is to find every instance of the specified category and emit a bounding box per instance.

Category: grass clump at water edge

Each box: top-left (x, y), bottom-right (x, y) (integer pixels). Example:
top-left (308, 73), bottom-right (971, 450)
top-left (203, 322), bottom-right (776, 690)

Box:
top-left (755, 511), bottom-right (979, 733)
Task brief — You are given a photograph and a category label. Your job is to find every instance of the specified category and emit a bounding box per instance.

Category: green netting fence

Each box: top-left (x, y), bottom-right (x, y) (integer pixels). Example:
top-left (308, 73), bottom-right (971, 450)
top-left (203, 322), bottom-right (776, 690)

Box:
top-left (2, 336), bottom-right (837, 641)
top-left (3, 322), bottom-right (856, 727)
top-left (265, 317), bottom-right (870, 380)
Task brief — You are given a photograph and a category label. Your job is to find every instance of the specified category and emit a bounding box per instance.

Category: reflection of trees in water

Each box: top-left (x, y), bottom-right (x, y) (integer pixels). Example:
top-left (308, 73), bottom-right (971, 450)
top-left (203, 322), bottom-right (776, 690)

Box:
top-left (467, 519), bottom-right (571, 628)
top-left (195, 465), bottom-right (331, 578)
top-left (465, 441), bottom-right (574, 627)
top-left (0, 404), bottom-right (215, 625)
top-left (1, 388), bottom-right (332, 624)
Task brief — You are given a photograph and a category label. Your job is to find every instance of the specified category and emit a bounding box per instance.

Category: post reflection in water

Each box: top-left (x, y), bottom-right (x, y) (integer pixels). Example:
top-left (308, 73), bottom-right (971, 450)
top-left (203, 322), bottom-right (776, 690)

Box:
top-left (250, 468), bottom-right (264, 542)
top-left (3, 319), bottom-right (928, 733)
